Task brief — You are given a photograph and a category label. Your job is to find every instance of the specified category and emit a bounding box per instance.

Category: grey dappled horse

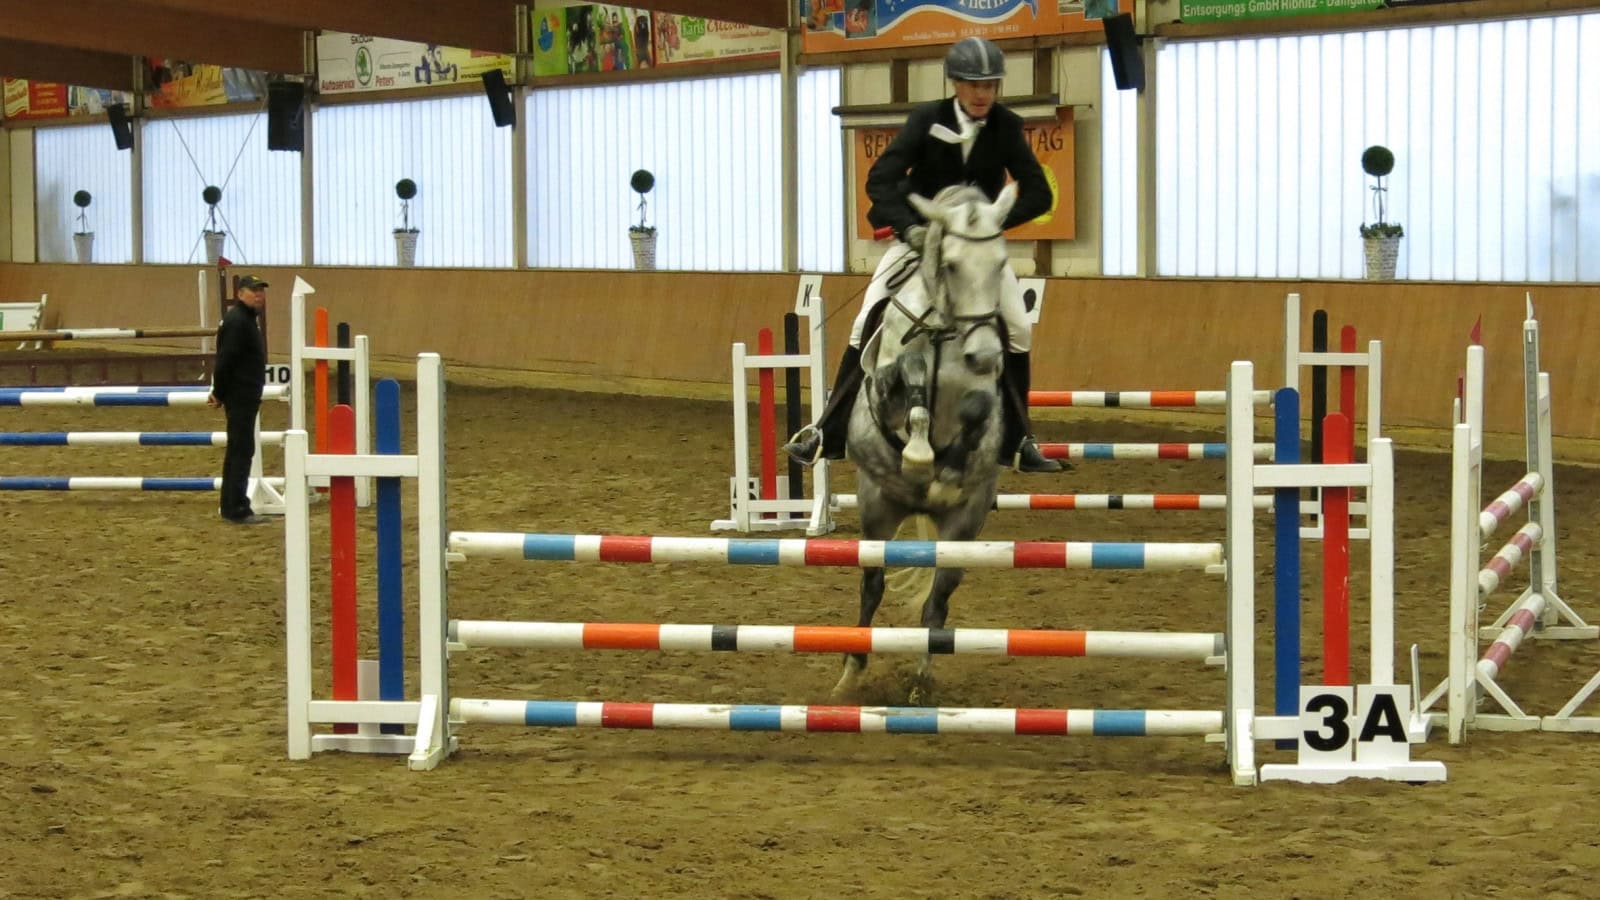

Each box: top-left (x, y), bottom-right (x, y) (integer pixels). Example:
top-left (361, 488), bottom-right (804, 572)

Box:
top-left (834, 183), bottom-right (1016, 705)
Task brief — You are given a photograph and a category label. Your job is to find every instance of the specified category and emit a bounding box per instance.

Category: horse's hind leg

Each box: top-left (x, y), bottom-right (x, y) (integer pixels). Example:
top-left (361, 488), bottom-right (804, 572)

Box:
top-left (832, 498), bottom-right (903, 700)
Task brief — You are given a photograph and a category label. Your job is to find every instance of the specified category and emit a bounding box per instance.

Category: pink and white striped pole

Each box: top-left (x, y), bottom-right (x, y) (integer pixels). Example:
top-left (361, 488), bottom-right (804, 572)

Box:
top-left (1476, 522), bottom-right (1542, 597)
top-left (1478, 473), bottom-right (1542, 537)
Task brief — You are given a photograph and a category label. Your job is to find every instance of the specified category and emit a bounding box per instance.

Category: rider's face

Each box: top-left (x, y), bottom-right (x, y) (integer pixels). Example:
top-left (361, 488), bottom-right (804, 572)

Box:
top-left (953, 79), bottom-right (1000, 120)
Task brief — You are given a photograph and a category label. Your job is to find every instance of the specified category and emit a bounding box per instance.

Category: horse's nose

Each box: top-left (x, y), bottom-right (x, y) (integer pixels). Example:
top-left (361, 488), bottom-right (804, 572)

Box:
top-left (964, 348), bottom-right (1001, 376)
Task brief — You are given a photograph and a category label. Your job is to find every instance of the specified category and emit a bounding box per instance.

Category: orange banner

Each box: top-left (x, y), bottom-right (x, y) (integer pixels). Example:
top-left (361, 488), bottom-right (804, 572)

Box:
top-left (802, 0), bottom-right (1131, 54)
top-left (853, 107), bottom-right (1075, 241)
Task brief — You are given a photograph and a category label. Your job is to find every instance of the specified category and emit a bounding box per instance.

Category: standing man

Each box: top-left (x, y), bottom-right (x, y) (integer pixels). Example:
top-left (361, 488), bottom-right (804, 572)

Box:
top-left (208, 274), bottom-right (269, 525)
top-left (784, 36), bottom-right (1061, 472)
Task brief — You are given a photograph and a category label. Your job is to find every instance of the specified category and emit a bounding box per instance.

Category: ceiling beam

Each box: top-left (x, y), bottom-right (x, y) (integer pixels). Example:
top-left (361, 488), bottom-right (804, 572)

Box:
top-left (120, 0), bottom-right (523, 54)
top-left (0, 1), bottom-right (308, 74)
top-left (634, 1), bottom-right (787, 29)
top-left (0, 39), bottom-right (134, 91)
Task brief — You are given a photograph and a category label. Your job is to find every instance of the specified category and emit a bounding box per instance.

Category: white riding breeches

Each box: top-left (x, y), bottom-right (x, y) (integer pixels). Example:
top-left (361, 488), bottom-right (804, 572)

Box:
top-left (849, 241), bottom-right (1031, 353)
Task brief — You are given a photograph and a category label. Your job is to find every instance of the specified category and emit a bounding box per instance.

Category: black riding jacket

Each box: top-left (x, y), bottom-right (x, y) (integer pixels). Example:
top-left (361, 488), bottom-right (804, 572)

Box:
top-left (212, 301), bottom-right (266, 405)
top-left (865, 97), bottom-right (1053, 240)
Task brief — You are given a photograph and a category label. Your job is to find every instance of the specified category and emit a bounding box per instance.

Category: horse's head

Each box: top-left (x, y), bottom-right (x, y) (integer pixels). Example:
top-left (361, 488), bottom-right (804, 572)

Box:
top-left (907, 183), bottom-right (1016, 378)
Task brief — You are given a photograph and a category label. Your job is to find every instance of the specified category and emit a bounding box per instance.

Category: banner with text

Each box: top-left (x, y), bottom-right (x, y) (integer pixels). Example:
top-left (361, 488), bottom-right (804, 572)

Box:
top-left (146, 60), bottom-right (266, 108)
top-left (853, 108), bottom-right (1076, 241)
top-left (3, 80), bottom-right (133, 121)
top-left (1178, 0), bottom-right (1382, 22)
top-left (318, 33), bottom-right (514, 95)
top-left (532, 7), bottom-right (779, 77)
top-left (801, 0), bottom-right (1132, 55)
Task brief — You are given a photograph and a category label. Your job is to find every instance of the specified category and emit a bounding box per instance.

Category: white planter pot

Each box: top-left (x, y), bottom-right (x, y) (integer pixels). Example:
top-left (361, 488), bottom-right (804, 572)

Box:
top-left (395, 231), bottom-right (419, 267)
top-left (630, 230), bottom-right (657, 271)
top-left (1363, 235), bottom-right (1401, 280)
top-left (203, 231), bottom-right (227, 265)
top-left (73, 232), bottom-right (94, 263)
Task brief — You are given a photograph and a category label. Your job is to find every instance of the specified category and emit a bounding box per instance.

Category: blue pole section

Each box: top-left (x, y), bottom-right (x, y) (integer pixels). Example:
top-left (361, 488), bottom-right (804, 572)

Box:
top-left (1273, 387), bottom-right (1302, 748)
top-left (375, 379), bottom-right (405, 734)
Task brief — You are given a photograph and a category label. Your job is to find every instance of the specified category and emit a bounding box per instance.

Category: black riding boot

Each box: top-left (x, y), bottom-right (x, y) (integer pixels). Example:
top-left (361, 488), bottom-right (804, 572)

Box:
top-left (782, 345), bottom-right (864, 466)
top-left (1000, 350), bottom-right (1063, 473)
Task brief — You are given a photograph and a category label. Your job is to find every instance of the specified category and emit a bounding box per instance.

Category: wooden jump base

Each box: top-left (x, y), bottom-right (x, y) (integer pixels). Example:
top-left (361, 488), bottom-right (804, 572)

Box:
top-left (283, 354), bottom-right (1443, 786)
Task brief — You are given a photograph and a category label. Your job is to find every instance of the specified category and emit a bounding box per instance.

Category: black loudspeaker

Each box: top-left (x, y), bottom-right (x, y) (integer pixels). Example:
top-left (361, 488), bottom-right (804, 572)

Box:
top-left (1103, 13), bottom-right (1145, 92)
top-left (481, 69), bottom-right (515, 128)
top-left (266, 81), bottom-right (306, 152)
top-left (106, 102), bottom-right (133, 151)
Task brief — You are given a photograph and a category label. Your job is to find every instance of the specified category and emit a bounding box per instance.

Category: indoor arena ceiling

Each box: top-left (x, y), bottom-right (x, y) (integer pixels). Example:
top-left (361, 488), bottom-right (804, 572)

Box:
top-left (0, 0), bottom-right (788, 91)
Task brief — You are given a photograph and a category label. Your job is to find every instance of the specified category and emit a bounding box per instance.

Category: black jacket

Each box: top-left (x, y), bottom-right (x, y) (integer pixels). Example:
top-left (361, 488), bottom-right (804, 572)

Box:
top-left (212, 301), bottom-right (265, 405)
top-left (865, 98), bottom-right (1053, 239)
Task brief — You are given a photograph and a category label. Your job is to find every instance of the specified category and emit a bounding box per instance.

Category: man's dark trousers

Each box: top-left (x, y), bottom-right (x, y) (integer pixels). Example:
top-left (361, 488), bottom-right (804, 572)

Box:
top-left (220, 397), bottom-right (261, 519)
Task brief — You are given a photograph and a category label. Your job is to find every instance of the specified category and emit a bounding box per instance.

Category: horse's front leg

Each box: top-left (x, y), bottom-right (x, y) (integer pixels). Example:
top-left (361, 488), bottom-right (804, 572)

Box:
top-left (898, 352), bottom-right (934, 482)
top-left (833, 499), bottom-right (900, 700)
top-left (909, 566), bottom-right (963, 707)
top-left (831, 566), bottom-right (886, 700)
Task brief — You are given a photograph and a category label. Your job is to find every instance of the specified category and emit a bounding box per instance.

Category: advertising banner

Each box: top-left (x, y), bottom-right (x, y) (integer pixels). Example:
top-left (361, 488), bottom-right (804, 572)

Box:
top-left (146, 59), bottom-right (266, 108)
top-left (317, 32), bottom-right (514, 94)
top-left (533, 6), bottom-right (659, 75)
top-left (533, 8), bottom-right (782, 77)
top-left (1177, 0), bottom-right (1382, 22)
top-left (3, 79), bottom-right (132, 121)
top-left (801, 0), bottom-right (1133, 54)
top-left (652, 14), bottom-right (782, 65)
top-left (853, 107), bottom-right (1076, 241)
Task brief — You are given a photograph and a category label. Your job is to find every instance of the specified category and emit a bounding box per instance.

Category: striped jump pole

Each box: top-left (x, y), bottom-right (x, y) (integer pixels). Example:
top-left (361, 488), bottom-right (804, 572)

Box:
top-left (452, 700), bottom-right (1225, 737)
top-left (447, 533), bottom-right (1226, 572)
top-left (449, 621), bottom-right (1225, 661)
top-left (833, 492), bottom-right (1274, 511)
top-left (0, 430), bottom-right (286, 447)
top-left (0, 385), bottom-right (289, 407)
top-left (1479, 474), bottom-right (1542, 537)
top-left (0, 476), bottom-right (285, 491)
top-left (0, 384), bottom-right (212, 393)
top-left (1, 326), bottom-right (217, 342)
top-left (1027, 390), bottom-right (1274, 408)
top-left (1036, 442), bottom-right (1275, 461)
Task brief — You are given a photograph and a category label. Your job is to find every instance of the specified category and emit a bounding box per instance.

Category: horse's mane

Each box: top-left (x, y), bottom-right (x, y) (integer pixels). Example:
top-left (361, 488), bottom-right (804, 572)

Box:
top-left (928, 184), bottom-right (992, 213)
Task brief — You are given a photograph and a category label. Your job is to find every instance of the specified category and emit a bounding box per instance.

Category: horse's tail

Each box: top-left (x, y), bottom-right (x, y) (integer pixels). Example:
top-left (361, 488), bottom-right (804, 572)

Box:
top-left (884, 514), bottom-right (937, 614)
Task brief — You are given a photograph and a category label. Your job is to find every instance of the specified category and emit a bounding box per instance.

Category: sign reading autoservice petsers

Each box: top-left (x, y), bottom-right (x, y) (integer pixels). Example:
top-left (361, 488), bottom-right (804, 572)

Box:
top-left (800, 0), bottom-right (1132, 54)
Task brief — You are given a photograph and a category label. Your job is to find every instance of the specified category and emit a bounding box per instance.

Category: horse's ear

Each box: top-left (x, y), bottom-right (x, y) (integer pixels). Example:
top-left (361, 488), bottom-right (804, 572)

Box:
top-left (908, 193), bottom-right (943, 225)
top-left (987, 182), bottom-right (1019, 226)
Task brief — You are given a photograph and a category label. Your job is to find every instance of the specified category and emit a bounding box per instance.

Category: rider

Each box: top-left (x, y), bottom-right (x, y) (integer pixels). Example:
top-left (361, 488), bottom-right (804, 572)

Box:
top-left (783, 36), bottom-right (1061, 474)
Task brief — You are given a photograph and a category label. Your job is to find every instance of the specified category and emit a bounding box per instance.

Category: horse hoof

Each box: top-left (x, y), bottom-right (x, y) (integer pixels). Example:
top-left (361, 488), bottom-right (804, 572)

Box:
top-left (907, 680), bottom-right (936, 707)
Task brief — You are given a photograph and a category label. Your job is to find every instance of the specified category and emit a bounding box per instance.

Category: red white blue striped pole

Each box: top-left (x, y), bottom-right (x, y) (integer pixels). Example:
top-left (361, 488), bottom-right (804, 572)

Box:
top-left (453, 699), bottom-right (1225, 737)
top-left (1036, 442), bottom-right (1274, 461)
top-left (449, 621), bottom-right (1225, 660)
top-left (447, 533), bottom-right (1225, 571)
top-left (1028, 390), bottom-right (1274, 408)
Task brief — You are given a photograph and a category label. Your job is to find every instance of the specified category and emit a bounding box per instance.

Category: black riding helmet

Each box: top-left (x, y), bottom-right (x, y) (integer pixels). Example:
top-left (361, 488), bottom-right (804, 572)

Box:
top-left (944, 36), bottom-right (1006, 82)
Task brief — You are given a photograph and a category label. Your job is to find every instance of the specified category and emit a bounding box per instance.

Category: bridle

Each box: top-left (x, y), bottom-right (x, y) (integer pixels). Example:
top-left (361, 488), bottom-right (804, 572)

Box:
top-left (890, 225), bottom-right (1004, 349)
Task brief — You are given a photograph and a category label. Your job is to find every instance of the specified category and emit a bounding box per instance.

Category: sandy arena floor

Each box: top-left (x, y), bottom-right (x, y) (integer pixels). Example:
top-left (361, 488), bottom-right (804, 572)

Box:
top-left (4, 378), bottom-right (1599, 899)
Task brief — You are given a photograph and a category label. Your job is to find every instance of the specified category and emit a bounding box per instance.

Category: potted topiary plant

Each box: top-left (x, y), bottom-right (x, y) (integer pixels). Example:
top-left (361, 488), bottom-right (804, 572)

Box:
top-left (628, 168), bottom-right (656, 271)
top-left (201, 185), bottom-right (227, 265)
top-left (394, 178), bottom-right (419, 267)
top-left (72, 190), bottom-right (94, 263)
top-left (1359, 145), bottom-right (1403, 280)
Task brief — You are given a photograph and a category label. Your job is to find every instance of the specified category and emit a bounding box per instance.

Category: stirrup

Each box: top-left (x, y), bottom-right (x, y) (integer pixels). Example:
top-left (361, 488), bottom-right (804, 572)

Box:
top-left (782, 425), bottom-right (823, 467)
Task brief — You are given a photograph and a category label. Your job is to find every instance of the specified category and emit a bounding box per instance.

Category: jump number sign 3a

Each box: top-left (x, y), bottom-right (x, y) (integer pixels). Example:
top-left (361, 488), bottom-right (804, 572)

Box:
top-left (1295, 685), bottom-right (1414, 767)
